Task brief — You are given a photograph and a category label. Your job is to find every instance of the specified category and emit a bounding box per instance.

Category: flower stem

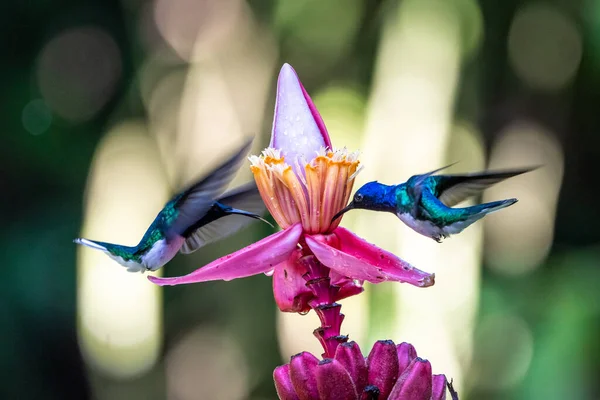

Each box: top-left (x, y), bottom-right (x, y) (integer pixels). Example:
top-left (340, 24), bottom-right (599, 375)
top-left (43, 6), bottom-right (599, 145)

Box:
top-left (299, 254), bottom-right (348, 358)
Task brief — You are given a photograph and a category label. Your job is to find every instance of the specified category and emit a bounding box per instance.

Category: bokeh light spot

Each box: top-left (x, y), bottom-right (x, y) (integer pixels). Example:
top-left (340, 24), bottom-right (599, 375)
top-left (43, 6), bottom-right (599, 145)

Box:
top-left (154, 0), bottom-right (244, 61)
top-left (484, 120), bottom-right (564, 275)
top-left (472, 313), bottom-right (534, 390)
top-left (166, 327), bottom-right (249, 400)
top-left (508, 3), bottom-right (582, 90)
top-left (22, 99), bottom-right (52, 135)
top-left (274, 0), bottom-right (362, 72)
top-left (312, 85), bottom-right (366, 155)
top-left (455, 0), bottom-right (484, 58)
top-left (37, 26), bottom-right (122, 123)
top-left (78, 121), bottom-right (168, 379)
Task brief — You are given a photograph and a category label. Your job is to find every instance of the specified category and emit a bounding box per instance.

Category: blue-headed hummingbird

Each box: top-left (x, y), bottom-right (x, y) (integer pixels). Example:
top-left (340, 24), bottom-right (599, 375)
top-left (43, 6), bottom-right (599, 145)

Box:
top-left (332, 166), bottom-right (535, 242)
top-left (74, 138), bottom-right (272, 272)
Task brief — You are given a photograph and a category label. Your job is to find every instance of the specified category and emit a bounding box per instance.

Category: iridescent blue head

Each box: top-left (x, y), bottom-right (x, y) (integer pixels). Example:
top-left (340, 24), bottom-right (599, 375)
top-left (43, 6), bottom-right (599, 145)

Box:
top-left (331, 181), bottom-right (397, 222)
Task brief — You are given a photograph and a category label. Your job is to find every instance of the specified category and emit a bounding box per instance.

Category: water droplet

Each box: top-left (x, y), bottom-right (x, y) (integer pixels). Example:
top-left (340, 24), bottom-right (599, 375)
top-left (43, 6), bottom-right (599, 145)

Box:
top-left (22, 99), bottom-right (52, 135)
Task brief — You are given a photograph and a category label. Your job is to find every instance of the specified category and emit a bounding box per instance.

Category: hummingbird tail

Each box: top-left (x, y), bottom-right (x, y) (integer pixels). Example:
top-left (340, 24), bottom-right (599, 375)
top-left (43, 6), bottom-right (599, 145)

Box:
top-left (73, 238), bottom-right (108, 251)
top-left (225, 208), bottom-right (274, 228)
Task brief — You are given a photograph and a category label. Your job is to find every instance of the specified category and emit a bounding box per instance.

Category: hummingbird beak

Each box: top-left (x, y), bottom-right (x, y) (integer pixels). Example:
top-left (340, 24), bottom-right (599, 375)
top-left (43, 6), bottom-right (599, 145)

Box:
top-left (331, 202), bottom-right (355, 223)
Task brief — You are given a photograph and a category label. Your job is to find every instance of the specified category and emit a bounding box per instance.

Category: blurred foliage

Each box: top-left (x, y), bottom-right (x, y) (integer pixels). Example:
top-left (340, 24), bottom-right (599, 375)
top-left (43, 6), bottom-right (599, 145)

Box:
top-left (1, 0), bottom-right (600, 399)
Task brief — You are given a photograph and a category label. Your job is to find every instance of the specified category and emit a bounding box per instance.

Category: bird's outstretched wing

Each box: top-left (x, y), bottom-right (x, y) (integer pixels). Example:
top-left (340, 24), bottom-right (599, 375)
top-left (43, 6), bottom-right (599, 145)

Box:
top-left (406, 163), bottom-right (459, 214)
top-left (411, 162), bottom-right (459, 188)
top-left (180, 182), bottom-right (269, 254)
top-left (435, 167), bottom-right (536, 207)
top-left (166, 138), bottom-right (254, 240)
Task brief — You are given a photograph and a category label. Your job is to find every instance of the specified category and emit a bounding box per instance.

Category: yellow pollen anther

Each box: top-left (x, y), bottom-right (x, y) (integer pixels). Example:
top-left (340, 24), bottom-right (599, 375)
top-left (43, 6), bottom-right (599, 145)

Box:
top-left (250, 146), bottom-right (361, 233)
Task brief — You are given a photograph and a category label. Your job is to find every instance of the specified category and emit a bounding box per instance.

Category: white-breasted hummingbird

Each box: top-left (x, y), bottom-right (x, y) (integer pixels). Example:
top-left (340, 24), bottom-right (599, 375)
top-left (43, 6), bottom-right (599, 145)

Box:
top-left (74, 139), bottom-right (272, 272)
top-left (332, 166), bottom-right (535, 242)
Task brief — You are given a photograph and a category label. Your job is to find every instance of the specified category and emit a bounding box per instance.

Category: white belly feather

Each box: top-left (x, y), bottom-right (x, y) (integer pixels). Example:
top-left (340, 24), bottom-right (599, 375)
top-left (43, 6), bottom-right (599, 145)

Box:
top-left (141, 236), bottom-right (185, 271)
top-left (108, 236), bottom-right (185, 273)
top-left (397, 212), bottom-right (445, 238)
top-left (108, 254), bottom-right (146, 273)
top-left (397, 212), bottom-right (477, 240)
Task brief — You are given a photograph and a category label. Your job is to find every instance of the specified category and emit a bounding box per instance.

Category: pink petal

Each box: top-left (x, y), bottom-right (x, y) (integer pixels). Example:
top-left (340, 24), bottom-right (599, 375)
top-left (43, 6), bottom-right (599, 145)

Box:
top-left (397, 342), bottom-right (418, 374)
top-left (315, 359), bottom-right (358, 400)
top-left (148, 224), bottom-right (303, 286)
top-left (334, 278), bottom-right (365, 302)
top-left (366, 340), bottom-right (399, 399)
top-left (272, 248), bottom-right (314, 313)
top-left (388, 358), bottom-right (433, 400)
top-left (298, 76), bottom-right (331, 148)
top-left (330, 270), bottom-right (364, 302)
top-left (305, 228), bottom-right (435, 287)
top-left (431, 374), bottom-right (448, 400)
top-left (274, 364), bottom-right (300, 400)
top-left (271, 64), bottom-right (331, 172)
top-left (289, 352), bottom-right (320, 400)
top-left (334, 341), bottom-right (368, 394)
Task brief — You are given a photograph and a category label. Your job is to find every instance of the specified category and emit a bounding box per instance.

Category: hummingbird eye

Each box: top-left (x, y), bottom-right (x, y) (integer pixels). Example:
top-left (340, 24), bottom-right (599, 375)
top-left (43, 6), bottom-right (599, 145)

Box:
top-left (355, 193), bottom-right (364, 202)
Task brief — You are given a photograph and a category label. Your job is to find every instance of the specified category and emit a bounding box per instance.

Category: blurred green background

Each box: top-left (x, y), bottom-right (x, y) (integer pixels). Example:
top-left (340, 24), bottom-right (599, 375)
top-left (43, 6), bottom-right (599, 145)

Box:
top-left (2, 0), bottom-right (600, 399)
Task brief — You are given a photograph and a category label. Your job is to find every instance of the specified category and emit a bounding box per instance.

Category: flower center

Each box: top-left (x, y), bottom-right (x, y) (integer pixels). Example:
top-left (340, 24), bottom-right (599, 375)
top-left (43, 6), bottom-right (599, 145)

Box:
top-left (250, 147), bottom-right (361, 234)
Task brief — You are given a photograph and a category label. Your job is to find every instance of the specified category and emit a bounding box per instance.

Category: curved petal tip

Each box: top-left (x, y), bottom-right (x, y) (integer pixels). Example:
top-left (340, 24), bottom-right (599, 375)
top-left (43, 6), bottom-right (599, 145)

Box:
top-left (272, 64), bottom-right (331, 168)
top-left (148, 275), bottom-right (174, 286)
top-left (148, 224), bottom-right (303, 287)
top-left (305, 227), bottom-right (435, 288)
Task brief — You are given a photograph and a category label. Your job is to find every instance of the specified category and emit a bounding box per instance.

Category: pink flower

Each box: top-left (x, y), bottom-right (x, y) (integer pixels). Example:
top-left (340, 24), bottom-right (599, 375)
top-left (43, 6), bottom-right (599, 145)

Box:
top-left (150, 63), bottom-right (435, 361)
top-left (149, 64), bottom-right (434, 309)
top-left (273, 340), bottom-right (458, 400)
top-left (149, 64), bottom-right (454, 399)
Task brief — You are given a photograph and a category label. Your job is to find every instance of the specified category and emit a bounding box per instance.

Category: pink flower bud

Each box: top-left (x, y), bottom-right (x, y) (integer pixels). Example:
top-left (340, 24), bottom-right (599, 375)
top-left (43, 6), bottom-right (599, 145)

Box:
top-left (274, 364), bottom-right (300, 400)
top-left (397, 342), bottom-right (418, 374)
top-left (389, 358), bottom-right (433, 400)
top-left (366, 340), bottom-right (400, 399)
top-left (315, 359), bottom-right (358, 400)
top-left (289, 352), bottom-right (320, 400)
top-left (274, 340), bottom-right (457, 400)
top-left (334, 341), bottom-right (368, 394)
top-left (431, 374), bottom-right (448, 400)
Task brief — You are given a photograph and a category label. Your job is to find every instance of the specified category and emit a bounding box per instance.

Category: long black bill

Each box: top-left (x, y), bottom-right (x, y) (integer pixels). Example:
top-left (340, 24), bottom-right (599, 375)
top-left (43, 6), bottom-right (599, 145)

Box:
top-left (228, 208), bottom-right (274, 228)
top-left (331, 202), bottom-right (355, 223)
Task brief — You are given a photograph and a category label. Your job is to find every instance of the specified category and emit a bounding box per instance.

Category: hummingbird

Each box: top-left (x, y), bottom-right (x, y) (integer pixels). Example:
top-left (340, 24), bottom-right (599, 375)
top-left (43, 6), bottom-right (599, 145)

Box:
top-left (74, 139), bottom-right (273, 272)
top-left (332, 166), bottom-right (535, 242)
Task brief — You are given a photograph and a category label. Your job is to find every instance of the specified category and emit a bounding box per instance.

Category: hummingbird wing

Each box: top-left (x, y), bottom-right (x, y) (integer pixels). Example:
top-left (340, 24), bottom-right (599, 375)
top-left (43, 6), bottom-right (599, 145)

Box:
top-left (180, 182), bottom-right (269, 254)
top-left (166, 138), bottom-right (254, 240)
top-left (435, 167), bottom-right (535, 207)
top-left (411, 162), bottom-right (460, 187)
top-left (406, 163), bottom-right (459, 214)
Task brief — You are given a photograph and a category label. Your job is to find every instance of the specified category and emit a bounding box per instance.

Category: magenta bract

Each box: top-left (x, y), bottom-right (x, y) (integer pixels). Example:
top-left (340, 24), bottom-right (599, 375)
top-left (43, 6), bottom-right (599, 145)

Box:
top-left (274, 340), bottom-right (453, 400)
